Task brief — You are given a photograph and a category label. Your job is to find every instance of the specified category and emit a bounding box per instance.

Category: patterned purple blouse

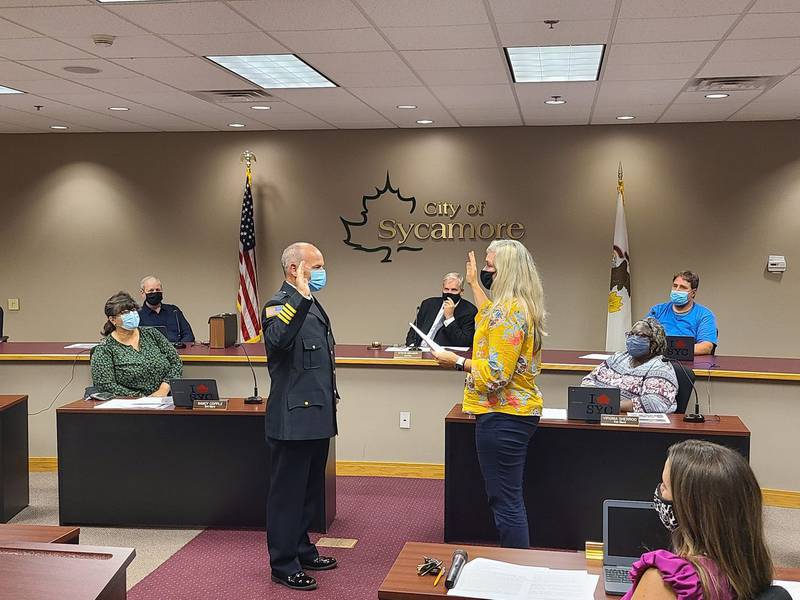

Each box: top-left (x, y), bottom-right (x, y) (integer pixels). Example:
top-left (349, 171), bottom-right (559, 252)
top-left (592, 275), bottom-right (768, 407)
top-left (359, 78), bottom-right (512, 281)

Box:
top-left (622, 550), bottom-right (735, 600)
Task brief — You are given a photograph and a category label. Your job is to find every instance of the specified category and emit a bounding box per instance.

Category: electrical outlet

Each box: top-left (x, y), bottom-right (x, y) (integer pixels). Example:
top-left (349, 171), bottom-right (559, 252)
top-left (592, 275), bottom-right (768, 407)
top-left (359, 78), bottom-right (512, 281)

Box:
top-left (399, 411), bottom-right (411, 429)
top-left (7, 298), bottom-right (19, 311)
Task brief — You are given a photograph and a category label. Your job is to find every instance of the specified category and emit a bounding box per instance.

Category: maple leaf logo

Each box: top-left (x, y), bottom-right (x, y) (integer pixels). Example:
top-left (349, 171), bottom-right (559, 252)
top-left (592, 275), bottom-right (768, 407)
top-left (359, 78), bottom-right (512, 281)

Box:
top-left (340, 172), bottom-right (423, 263)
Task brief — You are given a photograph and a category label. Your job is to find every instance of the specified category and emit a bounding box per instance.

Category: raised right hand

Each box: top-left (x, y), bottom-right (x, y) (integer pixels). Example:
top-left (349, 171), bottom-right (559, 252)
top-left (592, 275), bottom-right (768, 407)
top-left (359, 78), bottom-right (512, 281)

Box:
top-left (466, 251), bottom-right (478, 285)
top-left (295, 260), bottom-right (311, 297)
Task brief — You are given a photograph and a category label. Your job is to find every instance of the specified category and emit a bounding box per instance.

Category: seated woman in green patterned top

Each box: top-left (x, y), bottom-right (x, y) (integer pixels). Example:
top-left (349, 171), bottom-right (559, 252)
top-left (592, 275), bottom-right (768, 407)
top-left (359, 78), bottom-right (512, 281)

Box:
top-left (91, 291), bottom-right (183, 397)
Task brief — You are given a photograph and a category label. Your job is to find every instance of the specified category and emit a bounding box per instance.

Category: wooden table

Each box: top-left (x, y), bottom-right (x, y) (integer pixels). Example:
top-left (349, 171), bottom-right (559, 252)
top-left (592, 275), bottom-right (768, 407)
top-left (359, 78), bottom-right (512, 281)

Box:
top-left (0, 542), bottom-right (135, 600)
top-left (0, 394), bottom-right (28, 521)
top-left (56, 398), bottom-right (336, 530)
top-left (3, 343), bottom-right (800, 381)
top-left (378, 542), bottom-right (800, 600)
top-left (0, 524), bottom-right (79, 544)
top-left (444, 404), bottom-right (751, 549)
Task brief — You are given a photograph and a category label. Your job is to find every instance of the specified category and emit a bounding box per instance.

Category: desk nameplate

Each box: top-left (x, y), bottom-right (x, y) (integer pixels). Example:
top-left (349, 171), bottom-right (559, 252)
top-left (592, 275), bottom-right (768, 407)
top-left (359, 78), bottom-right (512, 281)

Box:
top-left (193, 399), bottom-right (228, 410)
top-left (600, 414), bottom-right (640, 427)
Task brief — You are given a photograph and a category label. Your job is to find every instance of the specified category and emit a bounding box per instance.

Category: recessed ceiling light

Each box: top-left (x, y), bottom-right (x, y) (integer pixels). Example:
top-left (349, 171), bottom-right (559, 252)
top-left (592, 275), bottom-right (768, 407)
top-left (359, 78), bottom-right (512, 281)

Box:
top-left (705, 93), bottom-right (729, 99)
top-left (108, 106), bottom-right (129, 111)
top-left (506, 44), bottom-right (605, 82)
top-left (206, 54), bottom-right (336, 89)
top-left (228, 123), bottom-right (246, 128)
top-left (397, 105), bottom-right (417, 109)
top-left (250, 105), bottom-right (271, 110)
top-left (0, 85), bottom-right (24, 94)
top-left (63, 66), bottom-right (102, 74)
top-left (416, 119), bottom-right (434, 125)
top-left (50, 125), bottom-right (68, 130)
top-left (616, 115), bottom-right (636, 121)
top-left (544, 95), bottom-right (566, 105)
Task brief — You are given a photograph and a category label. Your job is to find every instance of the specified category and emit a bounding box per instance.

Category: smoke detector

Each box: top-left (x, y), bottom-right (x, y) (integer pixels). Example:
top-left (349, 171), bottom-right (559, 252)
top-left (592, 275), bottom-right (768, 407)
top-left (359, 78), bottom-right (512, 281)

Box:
top-left (92, 34), bottom-right (116, 47)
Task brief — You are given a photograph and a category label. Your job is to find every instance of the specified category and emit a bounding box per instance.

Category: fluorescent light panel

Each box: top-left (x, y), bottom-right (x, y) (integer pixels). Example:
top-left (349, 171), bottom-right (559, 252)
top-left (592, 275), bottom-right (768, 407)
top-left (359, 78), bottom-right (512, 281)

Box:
top-left (0, 85), bottom-right (24, 94)
top-left (206, 54), bottom-right (336, 89)
top-left (506, 45), bottom-right (604, 83)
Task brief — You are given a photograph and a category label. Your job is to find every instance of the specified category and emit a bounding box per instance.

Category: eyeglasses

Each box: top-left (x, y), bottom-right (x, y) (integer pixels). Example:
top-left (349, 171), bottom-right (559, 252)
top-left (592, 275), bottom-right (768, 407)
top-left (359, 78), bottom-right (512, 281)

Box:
top-left (625, 332), bottom-right (649, 339)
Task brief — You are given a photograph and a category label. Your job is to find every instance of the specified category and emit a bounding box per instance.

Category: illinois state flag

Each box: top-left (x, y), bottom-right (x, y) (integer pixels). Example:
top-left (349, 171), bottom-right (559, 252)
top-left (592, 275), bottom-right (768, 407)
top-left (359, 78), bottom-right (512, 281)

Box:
top-left (605, 166), bottom-right (631, 352)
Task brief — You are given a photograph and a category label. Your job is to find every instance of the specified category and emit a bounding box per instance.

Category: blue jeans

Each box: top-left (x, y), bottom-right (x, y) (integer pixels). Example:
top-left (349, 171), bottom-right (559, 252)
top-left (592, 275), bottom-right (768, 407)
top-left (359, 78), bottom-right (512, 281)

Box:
top-left (475, 411), bottom-right (539, 548)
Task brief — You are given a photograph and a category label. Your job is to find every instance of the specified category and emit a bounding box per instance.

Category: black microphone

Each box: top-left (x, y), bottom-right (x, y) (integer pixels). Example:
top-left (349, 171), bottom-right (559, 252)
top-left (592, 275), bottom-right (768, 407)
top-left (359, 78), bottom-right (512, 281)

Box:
top-left (663, 357), bottom-right (704, 423)
top-left (444, 549), bottom-right (468, 590)
top-left (408, 305), bottom-right (422, 350)
top-left (238, 340), bottom-right (263, 405)
top-left (172, 309), bottom-right (186, 349)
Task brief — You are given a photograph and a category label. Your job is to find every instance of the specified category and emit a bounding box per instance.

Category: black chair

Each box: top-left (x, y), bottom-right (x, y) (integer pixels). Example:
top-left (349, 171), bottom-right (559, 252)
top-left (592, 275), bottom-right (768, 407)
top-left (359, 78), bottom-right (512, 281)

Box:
top-left (671, 361), bottom-right (695, 414)
top-left (0, 306), bottom-right (7, 342)
top-left (755, 585), bottom-right (792, 600)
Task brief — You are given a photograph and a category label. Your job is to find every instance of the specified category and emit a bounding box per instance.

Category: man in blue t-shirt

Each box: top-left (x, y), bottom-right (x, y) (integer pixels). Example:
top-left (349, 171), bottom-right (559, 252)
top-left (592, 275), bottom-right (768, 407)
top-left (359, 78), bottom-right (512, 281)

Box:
top-left (647, 270), bottom-right (718, 356)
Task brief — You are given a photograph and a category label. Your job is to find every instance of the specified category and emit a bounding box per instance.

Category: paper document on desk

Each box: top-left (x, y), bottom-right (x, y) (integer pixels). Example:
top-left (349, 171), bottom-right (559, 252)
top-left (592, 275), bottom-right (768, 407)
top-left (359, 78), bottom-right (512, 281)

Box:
top-left (447, 557), bottom-right (599, 600)
top-left (385, 346), bottom-right (411, 352)
top-left (579, 353), bottom-right (612, 360)
top-left (64, 343), bottom-right (99, 349)
top-left (774, 580), bottom-right (800, 599)
top-left (97, 397), bottom-right (174, 410)
top-left (408, 323), bottom-right (444, 353)
top-left (541, 408), bottom-right (567, 420)
top-left (631, 413), bottom-right (670, 424)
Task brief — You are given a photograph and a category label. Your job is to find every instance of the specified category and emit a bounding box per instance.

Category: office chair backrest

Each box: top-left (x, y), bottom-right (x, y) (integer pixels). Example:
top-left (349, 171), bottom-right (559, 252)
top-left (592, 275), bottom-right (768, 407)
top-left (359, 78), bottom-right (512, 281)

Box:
top-left (754, 585), bottom-right (792, 600)
top-left (672, 361), bottom-right (695, 414)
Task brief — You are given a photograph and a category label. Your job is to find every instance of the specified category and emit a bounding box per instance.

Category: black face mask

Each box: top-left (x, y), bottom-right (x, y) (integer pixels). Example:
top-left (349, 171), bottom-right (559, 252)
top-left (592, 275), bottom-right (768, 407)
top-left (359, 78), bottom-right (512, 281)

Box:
top-left (442, 292), bottom-right (461, 304)
top-left (145, 291), bottom-right (163, 306)
top-left (480, 269), bottom-right (495, 290)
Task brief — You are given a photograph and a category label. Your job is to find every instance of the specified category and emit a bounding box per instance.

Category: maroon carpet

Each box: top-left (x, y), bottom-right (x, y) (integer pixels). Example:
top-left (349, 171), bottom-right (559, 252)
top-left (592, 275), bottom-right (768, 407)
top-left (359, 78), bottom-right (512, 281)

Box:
top-left (128, 477), bottom-right (444, 600)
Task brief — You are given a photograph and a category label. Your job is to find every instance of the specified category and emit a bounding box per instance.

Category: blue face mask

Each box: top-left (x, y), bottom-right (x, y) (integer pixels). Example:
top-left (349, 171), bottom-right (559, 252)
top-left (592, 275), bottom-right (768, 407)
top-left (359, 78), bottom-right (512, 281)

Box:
top-left (119, 310), bottom-right (140, 330)
top-left (309, 268), bottom-right (327, 292)
top-left (670, 290), bottom-right (690, 306)
top-left (626, 335), bottom-right (651, 358)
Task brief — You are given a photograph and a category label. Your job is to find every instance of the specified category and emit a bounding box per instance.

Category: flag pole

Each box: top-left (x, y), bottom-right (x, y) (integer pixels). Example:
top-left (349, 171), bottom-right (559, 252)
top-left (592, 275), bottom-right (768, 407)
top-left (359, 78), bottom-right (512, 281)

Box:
top-left (617, 161), bottom-right (624, 199)
top-left (240, 150), bottom-right (257, 181)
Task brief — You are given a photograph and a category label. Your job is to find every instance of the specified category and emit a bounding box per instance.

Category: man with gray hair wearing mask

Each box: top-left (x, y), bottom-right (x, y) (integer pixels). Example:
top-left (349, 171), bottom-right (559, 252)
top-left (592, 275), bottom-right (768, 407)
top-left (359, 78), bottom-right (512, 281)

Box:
top-left (406, 272), bottom-right (478, 348)
top-left (137, 275), bottom-right (195, 344)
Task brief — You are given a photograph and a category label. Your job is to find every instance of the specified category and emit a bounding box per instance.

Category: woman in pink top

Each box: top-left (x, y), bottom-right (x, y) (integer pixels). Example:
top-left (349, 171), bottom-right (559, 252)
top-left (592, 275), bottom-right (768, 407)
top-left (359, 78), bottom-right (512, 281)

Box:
top-left (624, 440), bottom-right (773, 600)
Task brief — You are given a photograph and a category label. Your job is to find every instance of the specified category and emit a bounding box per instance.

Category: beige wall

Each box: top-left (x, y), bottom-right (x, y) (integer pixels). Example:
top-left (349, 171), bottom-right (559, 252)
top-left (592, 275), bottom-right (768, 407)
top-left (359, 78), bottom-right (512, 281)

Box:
top-left (1, 122), bottom-right (799, 356)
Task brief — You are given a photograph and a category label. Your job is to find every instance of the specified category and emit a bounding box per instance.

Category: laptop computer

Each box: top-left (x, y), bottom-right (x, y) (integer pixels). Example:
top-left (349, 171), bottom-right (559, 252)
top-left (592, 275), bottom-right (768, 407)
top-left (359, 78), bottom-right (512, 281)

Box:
top-left (567, 386), bottom-right (621, 421)
top-left (603, 499), bottom-right (672, 595)
top-left (169, 379), bottom-right (220, 408)
top-left (664, 335), bottom-right (695, 362)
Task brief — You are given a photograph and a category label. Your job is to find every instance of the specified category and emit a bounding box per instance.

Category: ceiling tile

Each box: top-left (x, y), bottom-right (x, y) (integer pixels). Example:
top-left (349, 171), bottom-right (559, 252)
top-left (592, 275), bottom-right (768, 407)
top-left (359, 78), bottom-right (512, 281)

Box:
top-left (348, 85), bottom-right (447, 118)
top-left (382, 24), bottom-right (497, 50)
top-left (710, 37), bottom-right (800, 61)
top-left (659, 102), bottom-right (743, 122)
top-left (750, 0), bottom-right (800, 13)
top-left (402, 48), bottom-right (505, 71)
top-left (229, 0), bottom-right (369, 31)
top-left (729, 13), bottom-right (800, 39)
top-left (697, 58), bottom-right (800, 76)
top-left (324, 116), bottom-right (395, 128)
top-left (76, 76), bottom-right (176, 95)
top-left (0, 37), bottom-right (94, 60)
top-left (613, 15), bottom-right (737, 43)
top-left (0, 60), bottom-right (52, 80)
top-left (63, 35), bottom-right (190, 59)
top-left (111, 57), bottom-right (252, 91)
top-left (302, 51), bottom-right (420, 87)
top-left (270, 28), bottom-right (390, 53)
top-left (451, 109), bottom-right (523, 126)
top-left (591, 104), bottom-right (667, 123)
top-left (430, 84), bottom-right (517, 110)
top-left (524, 115), bottom-right (591, 126)
top-left (754, 74), bottom-right (800, 101)
top-left (730, 100), bottom-right (799, 121)
top-left (108, 2), bottom-right (258, 35)
top-left (20, 58), bottom-right (141, 79)
top-left (164, 32), bottom-right (287, 56)
top-left (2, 77), bottom-right (94, 94)
top-left (0, 0), bottom-right (92, 7)
top-left (608, 41), bottom-right (717, 65)
top-left (357, 0), bottom-right (488, 27)
top-left (602, 61), bottom-right (701, 81)
top-left (0, 6), bottom-right (145, 38)
top-left (489, 0), bottom-right (616, 22)
top-left (671, 89), bottom-right (761, 105)
top-left (0, 17), bottom-right (38, 39)
top-left (619, 0), bottom-right (750, 18)
top-left (596, 79), bottom-right (686, 106)
top-left (496, 20), bottom-right (610, 46)
top-left (416, 68), bottom-right (509, 86)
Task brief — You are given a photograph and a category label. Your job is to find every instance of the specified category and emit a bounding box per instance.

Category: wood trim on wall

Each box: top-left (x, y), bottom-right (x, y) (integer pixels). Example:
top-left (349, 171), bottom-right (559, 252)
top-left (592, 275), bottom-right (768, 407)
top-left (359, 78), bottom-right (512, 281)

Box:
top-left (28, 457), bottom-right (800, 508)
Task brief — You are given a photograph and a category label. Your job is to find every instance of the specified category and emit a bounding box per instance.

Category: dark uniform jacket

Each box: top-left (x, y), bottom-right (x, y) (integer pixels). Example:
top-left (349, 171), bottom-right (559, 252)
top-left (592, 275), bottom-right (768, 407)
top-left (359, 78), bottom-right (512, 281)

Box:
top-left (262, 282), bottom-right (338, 441)
top-left (405, 296), bottom-right (478, 348)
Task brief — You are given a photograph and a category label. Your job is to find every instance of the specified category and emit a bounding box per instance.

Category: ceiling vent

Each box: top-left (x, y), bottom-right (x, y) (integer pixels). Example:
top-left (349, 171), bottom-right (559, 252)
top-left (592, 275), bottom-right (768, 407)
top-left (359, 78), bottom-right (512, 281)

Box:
top-left (189, 89), bottom-right (274, 104)
top-left (685, 76), bottom-right (781, 93)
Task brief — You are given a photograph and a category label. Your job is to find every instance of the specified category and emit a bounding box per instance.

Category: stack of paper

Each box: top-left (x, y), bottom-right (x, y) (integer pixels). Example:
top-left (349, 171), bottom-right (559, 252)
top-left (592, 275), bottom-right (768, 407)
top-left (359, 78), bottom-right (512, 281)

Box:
top-left (96, 397), bottom-right (174, 410)
top-left (774, 580), bottom-right (800, 600)
top-left (447, 557), bottom-right (598, 600)
top-left (541, 408), bottom-right (567, 420)
top-left (632, 413), bottom-right (670, 424)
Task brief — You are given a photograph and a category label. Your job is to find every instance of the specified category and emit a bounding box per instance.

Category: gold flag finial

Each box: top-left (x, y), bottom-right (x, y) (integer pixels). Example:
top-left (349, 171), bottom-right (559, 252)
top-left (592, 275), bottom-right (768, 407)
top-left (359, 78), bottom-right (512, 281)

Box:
top-left (617, 162), bottom-right (624, 196)
top-left (618, 161), bottom-right (623, 182)
top-left (240, 150), bottom-right (256, 170)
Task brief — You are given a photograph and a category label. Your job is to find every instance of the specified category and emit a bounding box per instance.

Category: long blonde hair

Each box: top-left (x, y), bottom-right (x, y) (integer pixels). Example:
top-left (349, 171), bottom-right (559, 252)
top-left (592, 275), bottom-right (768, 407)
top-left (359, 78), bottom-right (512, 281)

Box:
top-left (486, 239), bottom-right (547, 351)
top-left (668, 440), bottom-right (773, 600)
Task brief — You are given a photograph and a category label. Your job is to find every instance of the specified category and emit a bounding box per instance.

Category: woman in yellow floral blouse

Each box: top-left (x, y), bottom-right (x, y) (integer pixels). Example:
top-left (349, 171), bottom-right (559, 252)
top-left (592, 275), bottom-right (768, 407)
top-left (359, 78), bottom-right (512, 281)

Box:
top-left (434, 239), bottom-right (546, 548)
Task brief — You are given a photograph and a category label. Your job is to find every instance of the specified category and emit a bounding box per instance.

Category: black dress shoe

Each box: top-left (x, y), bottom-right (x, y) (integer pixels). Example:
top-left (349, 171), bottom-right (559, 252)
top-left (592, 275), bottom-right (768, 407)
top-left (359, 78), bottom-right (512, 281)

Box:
top-left (300, 556), bottom-right (338, 571)
top-left (271, 571), bottom-right (317, 591)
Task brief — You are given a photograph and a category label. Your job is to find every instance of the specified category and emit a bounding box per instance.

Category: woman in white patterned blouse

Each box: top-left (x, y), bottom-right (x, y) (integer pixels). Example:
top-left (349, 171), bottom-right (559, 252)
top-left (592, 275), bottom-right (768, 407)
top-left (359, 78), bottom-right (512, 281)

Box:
top-left (582, 317), bottom-right (678, 413)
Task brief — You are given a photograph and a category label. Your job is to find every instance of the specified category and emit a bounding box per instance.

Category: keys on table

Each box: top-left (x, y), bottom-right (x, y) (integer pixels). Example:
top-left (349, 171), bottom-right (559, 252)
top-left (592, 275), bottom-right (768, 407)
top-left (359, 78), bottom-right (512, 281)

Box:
top-left (417, 556), bottom-right (444, 577)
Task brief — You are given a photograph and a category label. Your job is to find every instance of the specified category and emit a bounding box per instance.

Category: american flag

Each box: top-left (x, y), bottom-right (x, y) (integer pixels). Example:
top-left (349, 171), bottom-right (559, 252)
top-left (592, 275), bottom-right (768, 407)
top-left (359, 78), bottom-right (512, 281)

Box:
top-left (236, 170), bottom-right (261, 342)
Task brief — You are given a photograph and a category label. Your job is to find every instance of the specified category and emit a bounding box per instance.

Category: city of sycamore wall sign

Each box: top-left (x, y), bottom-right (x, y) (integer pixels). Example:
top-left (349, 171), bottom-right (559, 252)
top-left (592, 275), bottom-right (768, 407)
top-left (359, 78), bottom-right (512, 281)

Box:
top-left (340, 173), bottom-right (526, 263)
